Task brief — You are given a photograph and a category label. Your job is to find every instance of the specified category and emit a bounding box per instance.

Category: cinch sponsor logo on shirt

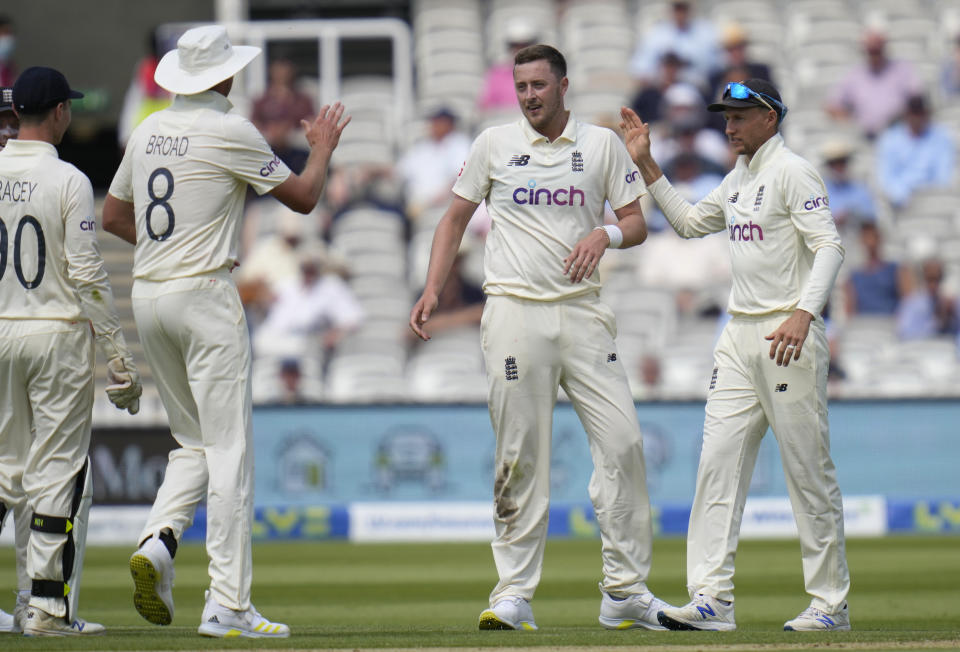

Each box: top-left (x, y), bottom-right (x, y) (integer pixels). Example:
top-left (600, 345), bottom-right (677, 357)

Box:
top-left (513, 179), bottom-right (585, 206)
top-left (260, 154), bottom-right (282, 177)
top-left (80, 217), bottom-right (95, 231)
top-left (803, 195), bottom-right (829, 210)
top-left (625, 170), bottom-right (640, 183)
top-left (729, 220), bottom-right (764, 241)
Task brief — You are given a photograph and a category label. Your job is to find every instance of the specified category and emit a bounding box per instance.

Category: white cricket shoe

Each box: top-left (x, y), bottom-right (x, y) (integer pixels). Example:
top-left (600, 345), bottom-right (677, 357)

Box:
top-left (598, 584), bottom-right (669, 630)
top-left (197, 590), bottom-right (290, 638)
top-left (0, 608), bottom-right (15, 633)
top-left (12, 591), bottom-right (29, 633)
top-left (784, 602), bottom-right (851, 631)
top-left (21, 607), bottom-right (105, 636)
top-left (478, 596), bottom-right (538, 631)
top-left (130, 535), bottom-right (175, 625)
top-left (657, 593), bottom-right (736, 631)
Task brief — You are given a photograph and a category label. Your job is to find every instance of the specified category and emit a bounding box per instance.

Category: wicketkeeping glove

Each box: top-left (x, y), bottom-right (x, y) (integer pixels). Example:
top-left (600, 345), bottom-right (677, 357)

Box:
top-left (106, 356), bottom-right (142, 415)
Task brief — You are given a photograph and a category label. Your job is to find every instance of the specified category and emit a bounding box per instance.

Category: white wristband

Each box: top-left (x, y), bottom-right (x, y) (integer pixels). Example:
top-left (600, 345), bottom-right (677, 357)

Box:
top-left (595, 224), bottom-right (623, 249)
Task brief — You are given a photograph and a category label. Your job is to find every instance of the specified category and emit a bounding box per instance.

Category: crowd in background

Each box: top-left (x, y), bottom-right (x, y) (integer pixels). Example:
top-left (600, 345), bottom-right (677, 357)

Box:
top-left (8, 0), bottom-right (955, 404)
top-left (232, 1), bottom-right (960, 401)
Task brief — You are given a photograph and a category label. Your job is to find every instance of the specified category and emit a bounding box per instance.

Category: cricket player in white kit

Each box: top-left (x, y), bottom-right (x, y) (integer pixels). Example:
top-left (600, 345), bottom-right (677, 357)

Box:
top-left (103, 25), bottom-right (349, 638)
top-left (411, 45), bottom-right (669, 631)
top-left (0, 67), bottom-right (142, 636)
top-left (0, 84), bottom-right (30, 634)
top-left (621, 79), bottom-right (851, 632)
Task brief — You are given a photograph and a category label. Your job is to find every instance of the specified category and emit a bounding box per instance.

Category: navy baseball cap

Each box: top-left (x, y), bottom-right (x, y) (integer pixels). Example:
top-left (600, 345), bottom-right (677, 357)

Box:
top-left (708, 78), bottom-right (785, 114)
top-left (12, 66), bottom-right (84, 115)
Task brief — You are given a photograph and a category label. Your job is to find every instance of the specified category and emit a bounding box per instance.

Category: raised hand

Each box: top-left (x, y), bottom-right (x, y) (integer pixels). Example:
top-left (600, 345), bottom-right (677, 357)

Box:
top-left (619, 106), bottom-right (652, 164)
top-left (302, 102), bottom-right (351, 152)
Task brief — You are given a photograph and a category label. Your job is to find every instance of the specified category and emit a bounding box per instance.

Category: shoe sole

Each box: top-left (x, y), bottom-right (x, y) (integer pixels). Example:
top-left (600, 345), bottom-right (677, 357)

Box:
top-left (657, 612), bottom-right (736, 632)
top-left (130, 553), bottom-right (173, 626)
top-left (198, 623), bottom-right (290, 638)
top-left (599, 616), bottom-right (668, 631)
top-left (23, 627), bottom-right (105, 637)
top-left (478, 610), bottom-right (537, 631)
top-left (784, 624), bottom-right (851, 631)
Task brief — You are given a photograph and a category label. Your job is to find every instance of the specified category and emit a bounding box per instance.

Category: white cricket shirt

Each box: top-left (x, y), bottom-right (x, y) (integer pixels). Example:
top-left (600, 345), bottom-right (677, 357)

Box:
top-left (109, 91), bottom-right (291, 281)
top-left (453, 113), bottom-right (644, 301)
top-left (648, 133), bottom-right (844, 317)
top-left (0, 139), bottom-right (121, 335)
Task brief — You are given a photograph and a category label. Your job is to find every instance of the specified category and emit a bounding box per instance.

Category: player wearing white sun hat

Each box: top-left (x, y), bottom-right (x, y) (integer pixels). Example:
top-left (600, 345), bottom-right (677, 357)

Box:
top-left (103, 24), bottom-right (349, 638)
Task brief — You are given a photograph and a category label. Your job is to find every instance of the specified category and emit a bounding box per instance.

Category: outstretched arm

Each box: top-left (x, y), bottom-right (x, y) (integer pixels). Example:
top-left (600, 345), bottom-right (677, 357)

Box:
top-left (270, 102), bottom-right (351, 214)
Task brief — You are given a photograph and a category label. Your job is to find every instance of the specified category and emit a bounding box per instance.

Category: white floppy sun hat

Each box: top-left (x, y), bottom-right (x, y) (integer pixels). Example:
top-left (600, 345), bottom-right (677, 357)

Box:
top-left (154, 25), bottom-right (261, 95)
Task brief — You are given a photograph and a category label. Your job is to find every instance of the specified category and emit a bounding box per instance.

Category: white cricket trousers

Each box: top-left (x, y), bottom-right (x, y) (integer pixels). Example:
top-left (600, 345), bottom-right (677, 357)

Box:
top-left (481, 293), bottom-right (654, 605)
top-left (132, 270), bottom-right (254, 611)
top-left (687, 313), bottom-right (850, 611)
top-left (0, 319), bottom-right (94, 617)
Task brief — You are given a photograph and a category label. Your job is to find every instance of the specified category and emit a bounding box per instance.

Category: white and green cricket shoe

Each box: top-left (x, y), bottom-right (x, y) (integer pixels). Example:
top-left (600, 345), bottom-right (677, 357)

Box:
top-left (197, 591), bottom-right (290, 638)
top-left (598, 584), bottom-right (669, 630)
top-left (478, 596), bottom-right (538, 631)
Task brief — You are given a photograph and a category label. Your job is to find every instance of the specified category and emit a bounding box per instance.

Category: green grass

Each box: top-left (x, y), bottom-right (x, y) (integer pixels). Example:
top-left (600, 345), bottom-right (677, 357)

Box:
top-left (0, 536), bottom-right (957, 650)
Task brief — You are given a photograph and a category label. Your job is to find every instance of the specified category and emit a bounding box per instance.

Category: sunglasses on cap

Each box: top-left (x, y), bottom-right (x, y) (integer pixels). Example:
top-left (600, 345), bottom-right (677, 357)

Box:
top-left (725, 82), bottom-right (788, 120)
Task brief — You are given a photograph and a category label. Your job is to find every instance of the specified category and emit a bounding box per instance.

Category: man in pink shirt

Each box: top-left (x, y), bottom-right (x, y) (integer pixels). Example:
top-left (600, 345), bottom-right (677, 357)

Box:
top-left (826, 27), bottom-right (921, 139)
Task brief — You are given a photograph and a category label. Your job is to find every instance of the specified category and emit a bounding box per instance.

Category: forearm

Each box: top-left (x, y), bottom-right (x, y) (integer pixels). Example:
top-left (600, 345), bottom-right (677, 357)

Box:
top-left (797, 245), bottom-right (844, 316)
top-left (423, 213), bottom-right (470, 295)
top-left (297, 144), bottom-right (336, 208)
top-left (102, 194), bottom-right (137, 244)
top-left (647, 176), bottom-right (699, 237)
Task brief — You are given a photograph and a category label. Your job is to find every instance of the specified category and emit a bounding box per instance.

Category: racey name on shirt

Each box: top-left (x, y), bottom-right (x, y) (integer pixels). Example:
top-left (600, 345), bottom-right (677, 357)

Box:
top-left (0, 179), bottom-right (38, 202)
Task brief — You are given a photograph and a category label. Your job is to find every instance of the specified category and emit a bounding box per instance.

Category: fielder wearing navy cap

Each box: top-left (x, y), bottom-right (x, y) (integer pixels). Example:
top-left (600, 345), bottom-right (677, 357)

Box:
top-left (708, 78), bottom-right (788, 123)
top-left (12, 66), bottom-right (83, 115)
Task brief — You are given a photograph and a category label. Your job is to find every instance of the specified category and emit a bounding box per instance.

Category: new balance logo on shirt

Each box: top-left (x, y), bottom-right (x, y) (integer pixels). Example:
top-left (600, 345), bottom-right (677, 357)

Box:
top-left (728, 192), bottom-right (739, 203)
top-left (507, 154), bottom-right (530, 166)
top-left (775, 383), bottom-right (788, 392)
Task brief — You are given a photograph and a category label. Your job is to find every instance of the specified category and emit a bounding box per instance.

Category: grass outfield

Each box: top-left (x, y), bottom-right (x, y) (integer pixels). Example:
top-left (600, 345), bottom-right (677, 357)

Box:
top-left (0, 536), bottom-right (956, 650)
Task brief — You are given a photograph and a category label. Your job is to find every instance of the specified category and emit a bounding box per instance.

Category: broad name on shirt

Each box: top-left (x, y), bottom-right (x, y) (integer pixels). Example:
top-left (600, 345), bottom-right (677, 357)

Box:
top-left (145, 134), bottom-right (190, 157)
top-left (0, 178), bottom-right (38, 203)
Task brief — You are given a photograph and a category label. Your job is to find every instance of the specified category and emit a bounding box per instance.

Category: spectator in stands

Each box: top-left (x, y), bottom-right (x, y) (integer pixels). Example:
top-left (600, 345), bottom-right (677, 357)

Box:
top-left (410, 244), bottom-right (484, 342)
top-left (708, 23), bottom-right (773, 98)
top-left (276, 359), bottom-right (307, 405)
top-left (819, 140), bottom-right (876, 231)
top-left (875, 94), bottom-right (954, 210)
top-left (706, 24), bottom-right (774, 133)
top-left (253, 244), bottom-right (363, 360)
top-left (118, 28), bottom-right (172, 147)
top-left (478, 20), bottom-right (538, 114)
top-left (0, 16), bottom-right (15, 86)
top-left (940, 33), bottom-right (960, 98)
top-left (630, 0), bottom-right (721, 90)
top-left (630, 51), bottom-right (690, 125)
top-left (845, 222), bottom-right (910, 316)
top-left (826, 27), bottom-right (922, 139)
top-left (251, 58), bottom-right (316, 173)
top-left (398, 106), bottom-right (471, 223)
top-left (649, 83), bottom-right (730, 173)
top-left (897, 258), bottom-right (957, 339)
